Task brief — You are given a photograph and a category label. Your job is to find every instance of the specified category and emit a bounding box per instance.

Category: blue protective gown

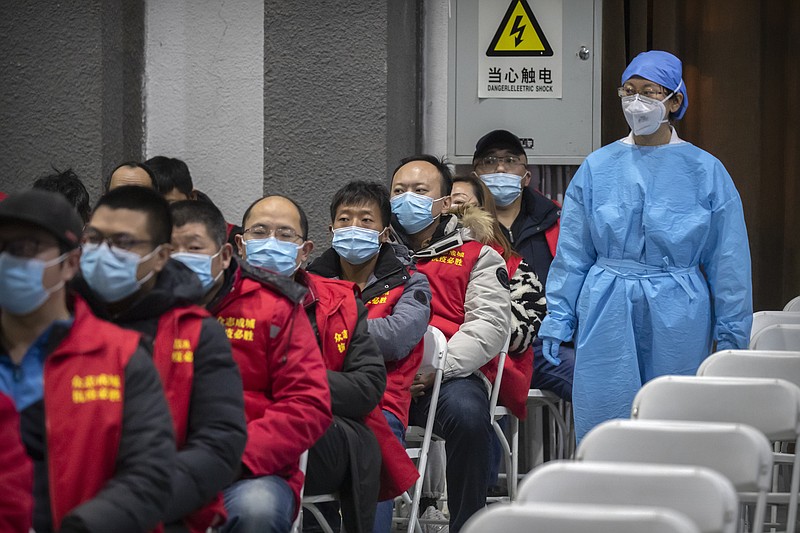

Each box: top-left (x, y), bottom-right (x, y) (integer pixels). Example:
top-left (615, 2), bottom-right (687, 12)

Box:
top-left (538, 136), bottom-right (753, 441)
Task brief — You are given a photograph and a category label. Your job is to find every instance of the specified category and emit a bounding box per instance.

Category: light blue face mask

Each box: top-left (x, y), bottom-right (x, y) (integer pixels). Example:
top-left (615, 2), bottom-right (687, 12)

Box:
top-left (244, 237), bottom-right (302, 276)
top-left (0, 252), bottom-right (68, 315)
top-left (480, 172), bottom-right (524, 207)
top-left (391, 192), bottom-right (442, 234)
top-left (80, 242), bottom-right (160, 303)
top-left (171, 249), bottom-right (223, 292)
top-left (332, 226), bottom-right (384, 265)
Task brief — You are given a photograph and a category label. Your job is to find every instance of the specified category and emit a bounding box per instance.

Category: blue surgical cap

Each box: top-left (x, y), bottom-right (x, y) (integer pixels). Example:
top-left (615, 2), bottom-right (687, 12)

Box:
top-left (621, 50), bottom-right (688, 120)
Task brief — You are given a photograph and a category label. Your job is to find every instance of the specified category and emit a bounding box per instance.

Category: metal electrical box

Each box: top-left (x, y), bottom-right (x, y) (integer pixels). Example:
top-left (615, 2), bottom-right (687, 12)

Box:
top-left (448, 0), bottom-right (603, 165)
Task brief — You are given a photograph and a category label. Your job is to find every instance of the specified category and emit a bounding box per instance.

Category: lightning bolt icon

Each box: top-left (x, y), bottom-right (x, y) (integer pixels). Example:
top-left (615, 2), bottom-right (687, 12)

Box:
top-left (510, 15), bottom-right (525, 47)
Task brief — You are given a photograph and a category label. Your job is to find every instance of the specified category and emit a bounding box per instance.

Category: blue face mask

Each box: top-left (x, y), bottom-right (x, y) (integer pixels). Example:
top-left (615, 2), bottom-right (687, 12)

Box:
top-left (391, 192), bottom-right (442, 234)
top-left (480, 172), bottom-right (524, 207)
top-left (0, 252), bottom-right (68, 315)
top-left (80, 242), bottom-right (160, 303)
top-left (332, 226), bottom-right (384, 265)
top-left (244, 237), bottom-right (302, 276)
top-left (171, 249), bottom-right (223, 292)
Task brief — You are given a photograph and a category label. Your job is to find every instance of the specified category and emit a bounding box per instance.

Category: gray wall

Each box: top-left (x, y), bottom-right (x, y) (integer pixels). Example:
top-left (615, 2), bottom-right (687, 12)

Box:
top-left (0, 0), bottom-right (421, 235)
top-left (0, 0), bottom-right (145, 202)
top-left (263, 0), bottom-right (420, 245)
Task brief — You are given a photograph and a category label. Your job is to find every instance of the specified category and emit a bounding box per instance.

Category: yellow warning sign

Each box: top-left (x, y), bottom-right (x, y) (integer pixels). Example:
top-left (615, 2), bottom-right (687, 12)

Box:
top-left (486, 0), bottom-right (554, 57)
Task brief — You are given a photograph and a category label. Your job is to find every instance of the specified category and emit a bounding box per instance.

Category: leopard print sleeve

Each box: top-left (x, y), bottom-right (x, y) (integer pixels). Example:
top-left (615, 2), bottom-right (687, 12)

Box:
top-left (508, 259), bottom-right (547, 355)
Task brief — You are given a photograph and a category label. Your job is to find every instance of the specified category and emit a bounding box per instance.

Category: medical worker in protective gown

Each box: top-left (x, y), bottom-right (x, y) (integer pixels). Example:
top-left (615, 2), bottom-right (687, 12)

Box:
top-left (538, 50), bottom-right (753, 441)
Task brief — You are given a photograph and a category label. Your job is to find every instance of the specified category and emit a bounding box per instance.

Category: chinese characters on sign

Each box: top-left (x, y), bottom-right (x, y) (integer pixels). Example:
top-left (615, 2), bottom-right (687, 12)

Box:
top-left (479, 0), bottom-right (563, 99)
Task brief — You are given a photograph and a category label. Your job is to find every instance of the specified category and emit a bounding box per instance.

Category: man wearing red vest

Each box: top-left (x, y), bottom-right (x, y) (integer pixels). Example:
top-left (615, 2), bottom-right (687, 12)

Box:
top-left (239, 195), bottom-right (417, 533)
top-left (0, 189), bottom-right (175, 532)
top-left (306, 180), bottom-right (431, 533)
top-left (73, 186), bottom-right (247, 532)
top-left (471, 130), bottom-right (573, 401)
top-left (390, 155), bottom-right (512, 532)
top-left (170, 199), bottom-right (332, 533)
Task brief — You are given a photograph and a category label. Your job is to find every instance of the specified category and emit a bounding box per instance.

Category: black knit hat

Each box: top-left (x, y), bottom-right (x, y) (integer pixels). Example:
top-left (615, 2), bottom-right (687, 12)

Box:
top-left (0, 189), bottom-right (83, 249)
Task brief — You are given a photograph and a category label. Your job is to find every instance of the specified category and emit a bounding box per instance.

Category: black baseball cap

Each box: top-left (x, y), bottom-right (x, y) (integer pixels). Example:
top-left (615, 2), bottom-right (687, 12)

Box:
top-left (473, 129), bottom-right (526, 161)
top-left (0, 189), bottom-right (83, 249)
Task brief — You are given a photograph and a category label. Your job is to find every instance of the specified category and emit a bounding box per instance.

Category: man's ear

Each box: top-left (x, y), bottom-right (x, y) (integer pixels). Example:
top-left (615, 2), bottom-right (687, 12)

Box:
top-left (297, 240), bottom-right (314, 265)
top-left (521, 170), bottom-right (532, 188)
top-left (219, 242), bottom-right (234, 270)
top-left (235, 234), bottom-right (246, 258)
top-left (61, 248), bottom-right (82, 282)
top-left (152, 243), bottom-right (172, 273)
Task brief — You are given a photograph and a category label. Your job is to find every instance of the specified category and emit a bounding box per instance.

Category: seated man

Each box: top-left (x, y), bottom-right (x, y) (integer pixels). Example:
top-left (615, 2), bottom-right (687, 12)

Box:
top-left (0, 189), bottom-right (175, 532)
top-left (73, 186), bottom-right (247, 531)
top-left (32, 167), bottom-right (92, 224)
top-left (146, 155), bottom-right (242, 243)
top-left (170, 199), bottom-right (332, 533)
top-left (306, 180), bottom-right (431, 533)
top-left (390, 155), bottom-right (512, 532)
top-left (471, 130), bottom-right (573, 401)
top-left (105, 161), bottom-right (159, 192)
top-left (238, 194), bottom-right (416, 533)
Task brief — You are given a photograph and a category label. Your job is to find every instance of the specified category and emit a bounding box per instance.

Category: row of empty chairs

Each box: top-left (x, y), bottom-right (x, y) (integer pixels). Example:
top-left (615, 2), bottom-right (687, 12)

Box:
top-left (461, 300), bottom-right (800, 533)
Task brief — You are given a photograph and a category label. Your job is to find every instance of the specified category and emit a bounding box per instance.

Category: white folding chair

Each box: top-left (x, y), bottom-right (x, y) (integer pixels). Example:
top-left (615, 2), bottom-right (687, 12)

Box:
top-left (517, 460), bottom-right (739, 533)
top-left (751, 324), bottom-right (800, 351)
top-left (401, 325), bottom-right (448, 533)
top-left (294, 449), bottom-right (339, 533)
top-left (488, 335), bottom-right (520, 501)
top-left (698, 350), bottom-right (800, 531)
top-left (785, 296), bottom-right (800, 312)
top-left (698, 349), bottom-right (800, 386)
top-left (524, 388), bottom-right (573, 462)
top-left (751, 311), bottom-right (800, 344)
top-left (632, 375), bottom-right (800, 533)
top-left (462, 503), bottom-right (701, 533)
top-left (577, 419), bottom-right (773, 532)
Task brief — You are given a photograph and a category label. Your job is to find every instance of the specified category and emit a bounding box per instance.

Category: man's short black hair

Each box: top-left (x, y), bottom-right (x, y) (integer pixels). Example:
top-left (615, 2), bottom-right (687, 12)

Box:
top-left (392, 154), bottom-right (453, 197)
top-left (170, 200), bottom-right (228, 249)
top-left (94, 186), bottom-right (172, 245)
top-left (241, 195), bottom-right (309, 240)
top-left (330, 181), bottom-right (392, 227)
top-left (104, 161), bottom-right (161, 193)
top-left (32, 168), bottom-right (91, 223)
top-left (145, 156), bottom-right (194, 197)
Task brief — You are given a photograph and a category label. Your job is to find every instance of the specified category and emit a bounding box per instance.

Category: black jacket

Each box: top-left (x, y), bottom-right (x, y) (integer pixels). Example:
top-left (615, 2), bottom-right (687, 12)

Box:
top-left (73, 260), bottom-right (247, 525)
top-left (504, 188), bottom-right (560, 286)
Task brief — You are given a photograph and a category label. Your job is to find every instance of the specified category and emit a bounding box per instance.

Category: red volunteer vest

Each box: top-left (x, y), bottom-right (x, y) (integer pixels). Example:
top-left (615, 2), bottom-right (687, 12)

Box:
top-left (0, 392), bottom-right (33, 533)
top-left (545, 221), bottom-right (559, 258)
top-left (305, 273), bottom-right (419, 500)
top-left (479, 255), bottom-right (534, 419)
top-left (153, 305), bottom-right (226, 531)
top-left (45, 297), bottom-right (140, 530)
top-left (415, 240), bottom-right (484, 339)
top-left (364, 284), bottom-right (424, 427)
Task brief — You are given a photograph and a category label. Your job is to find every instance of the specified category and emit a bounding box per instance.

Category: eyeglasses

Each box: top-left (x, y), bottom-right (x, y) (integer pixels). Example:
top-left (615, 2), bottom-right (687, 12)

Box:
top-left (475, 155), bottom-right (526, 168)
top-left (243, 224), bottom-right (301, 242)
top-left (0, 238), bottom-right (60, 258)
top-left (617, 86), bottom-right (668, 99)
top-left (81, 230), bottom-right (153, 251)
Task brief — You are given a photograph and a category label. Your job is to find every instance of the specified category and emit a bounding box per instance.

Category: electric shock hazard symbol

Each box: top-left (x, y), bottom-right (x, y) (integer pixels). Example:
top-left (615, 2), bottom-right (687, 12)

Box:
top-left (478, 0), bottom-right (562, 99)
top-left (486, 0), bottom-right (553, 57)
